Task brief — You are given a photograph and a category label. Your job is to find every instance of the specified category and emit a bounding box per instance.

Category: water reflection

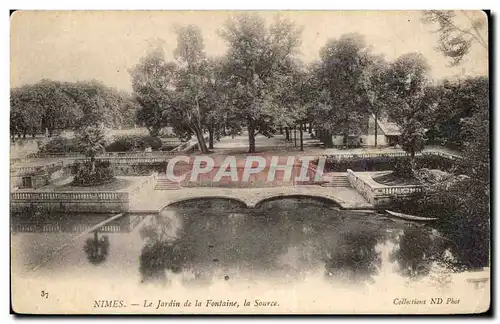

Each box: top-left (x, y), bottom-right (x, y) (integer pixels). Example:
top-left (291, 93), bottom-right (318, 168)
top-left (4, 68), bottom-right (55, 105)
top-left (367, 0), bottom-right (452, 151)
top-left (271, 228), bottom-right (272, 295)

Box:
top-left (83, 231), bottom-right (110, 265)
top-left (138, 198), bottom-right (461, 287)
top-left (11, 198), bottom-right (471, 288)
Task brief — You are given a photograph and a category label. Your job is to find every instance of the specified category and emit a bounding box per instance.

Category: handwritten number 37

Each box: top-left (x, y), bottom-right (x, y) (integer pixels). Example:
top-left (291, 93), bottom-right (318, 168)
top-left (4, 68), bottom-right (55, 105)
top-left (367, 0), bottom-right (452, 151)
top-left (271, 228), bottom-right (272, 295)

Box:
top-left (41, 291), bottom-right (49, 299)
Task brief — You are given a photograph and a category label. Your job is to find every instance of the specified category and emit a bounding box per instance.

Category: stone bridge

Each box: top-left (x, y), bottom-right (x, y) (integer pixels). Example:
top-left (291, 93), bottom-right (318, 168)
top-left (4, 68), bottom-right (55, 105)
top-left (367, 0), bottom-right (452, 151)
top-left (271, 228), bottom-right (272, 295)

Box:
top-left (128, 186), bottom-right (373, 213)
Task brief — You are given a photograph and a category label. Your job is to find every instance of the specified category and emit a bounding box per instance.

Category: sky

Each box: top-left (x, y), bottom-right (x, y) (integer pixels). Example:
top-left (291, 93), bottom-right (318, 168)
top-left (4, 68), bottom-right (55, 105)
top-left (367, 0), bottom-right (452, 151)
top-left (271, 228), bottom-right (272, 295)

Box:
top-left (10, 10), bottom-right (489, 92)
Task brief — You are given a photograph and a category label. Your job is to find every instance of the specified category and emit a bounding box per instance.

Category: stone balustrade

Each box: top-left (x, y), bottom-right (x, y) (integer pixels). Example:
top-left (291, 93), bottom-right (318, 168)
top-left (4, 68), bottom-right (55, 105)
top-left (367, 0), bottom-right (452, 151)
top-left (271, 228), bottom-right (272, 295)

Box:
top-left (346, 169), bottom-right (422, 205)
top-left (10, 190), bottom-right (129, 213)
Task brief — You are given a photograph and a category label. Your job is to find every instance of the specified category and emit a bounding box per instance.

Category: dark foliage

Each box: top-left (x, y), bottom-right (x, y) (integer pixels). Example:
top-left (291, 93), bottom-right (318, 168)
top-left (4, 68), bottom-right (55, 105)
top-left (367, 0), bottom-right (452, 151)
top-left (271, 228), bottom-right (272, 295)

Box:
top-left (72, 160), bottom-right (115, 186)
top-left (139, 241), bottom-right (189, 283)
top-left (324, 155), bottom-right (465, 174)
top-left (83, 233), bottom-right (110, 265)
top-left (384, 177), bottom-right (489, 269)
top-left (39, 136), bottom-right (77, 153)
top-left (105, 135), bottom-right (163, 152)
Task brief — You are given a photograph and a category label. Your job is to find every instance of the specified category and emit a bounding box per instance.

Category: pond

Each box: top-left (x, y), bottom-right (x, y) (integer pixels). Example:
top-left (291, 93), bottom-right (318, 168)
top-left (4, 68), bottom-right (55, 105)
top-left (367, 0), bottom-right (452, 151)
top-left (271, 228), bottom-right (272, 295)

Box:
top-left (12, 198), bottom-right (469, 288)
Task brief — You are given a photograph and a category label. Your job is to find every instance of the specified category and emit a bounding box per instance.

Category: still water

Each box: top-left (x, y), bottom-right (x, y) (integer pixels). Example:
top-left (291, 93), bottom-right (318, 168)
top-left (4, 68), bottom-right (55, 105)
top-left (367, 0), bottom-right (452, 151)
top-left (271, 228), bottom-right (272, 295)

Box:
top-left (12, 197), bottom-right (464, 290)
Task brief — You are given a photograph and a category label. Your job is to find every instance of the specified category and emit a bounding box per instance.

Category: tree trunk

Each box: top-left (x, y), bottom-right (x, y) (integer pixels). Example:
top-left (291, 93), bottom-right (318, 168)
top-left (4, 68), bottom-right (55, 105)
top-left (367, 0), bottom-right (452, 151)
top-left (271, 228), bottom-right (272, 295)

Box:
top-left (308, 122), bottom-right (312, 134)
top-left (91, 156), bottom-right (96, 173)
top-left (294, 126), bottom-right (297, 147)
top-left (279, 127), bottom-right (283, 134)
top-left (324, 131), bottom-right (333, 148)
top-left (193, 127), bottom-right (209, 154)
top-left (208, 128), bottom-right (214, 150)
top-left (248, 121), bottom-right (256, 153)
top-left (300, 123), bottom-right (304, 151)
top-left (374, 111), bottom-right (378, 148)
top-left (285, 128), bottom-right (290, 141)
top-left (344, 115), bottom-right (349, 147)
top-left (410, 151), bottom-right (416, 171)
top-left (48, 129), bottom-right (53, 137)
top-left (150, 127), bottom-right (160, 137)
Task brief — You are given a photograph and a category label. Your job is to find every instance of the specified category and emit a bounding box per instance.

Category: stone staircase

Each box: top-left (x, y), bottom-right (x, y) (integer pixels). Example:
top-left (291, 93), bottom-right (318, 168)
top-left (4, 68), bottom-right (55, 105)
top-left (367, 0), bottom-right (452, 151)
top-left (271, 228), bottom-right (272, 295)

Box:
top-left (154, 176), bottom-right (182, 190)
top-left (320, 174), bottom-right (351, 188)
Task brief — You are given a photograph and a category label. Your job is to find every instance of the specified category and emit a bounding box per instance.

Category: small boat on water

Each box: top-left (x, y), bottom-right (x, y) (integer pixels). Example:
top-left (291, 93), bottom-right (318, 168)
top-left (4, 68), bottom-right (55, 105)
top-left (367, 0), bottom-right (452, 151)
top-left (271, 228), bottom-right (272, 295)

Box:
top-left (385, 210), bottom-right (438, 222)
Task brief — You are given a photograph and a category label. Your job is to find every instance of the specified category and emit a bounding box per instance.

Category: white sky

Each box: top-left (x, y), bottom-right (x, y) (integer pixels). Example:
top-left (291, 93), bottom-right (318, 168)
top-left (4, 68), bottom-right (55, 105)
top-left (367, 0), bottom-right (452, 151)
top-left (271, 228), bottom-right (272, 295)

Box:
top-left (10, 10), bottom-right (489, 92)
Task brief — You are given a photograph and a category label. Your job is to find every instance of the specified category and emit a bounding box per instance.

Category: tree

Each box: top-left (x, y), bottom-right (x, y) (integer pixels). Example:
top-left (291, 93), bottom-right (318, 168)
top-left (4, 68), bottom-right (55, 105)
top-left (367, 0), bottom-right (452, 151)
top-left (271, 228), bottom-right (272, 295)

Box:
top-left (384, 52), bottom-right (432, 169)
top-left (312, 33), bottom-right (373, 148)
top-left (171, 25), bottom-right (211, 153)
top-left (60, 80), bottom-right (124, 129)
top-left (10, 87), bottom-right (43, 139)
top-left (220, 13), bottom-right (302, 153)
top-left (74, 124), bottom-right (107, 172)
top-left (425, 76), bottom-right (488, 150)
top-left (274, 61), bottom-right (310, 151)
top-left (203, 58), bottom-right (229, 149)
top-left (360, 55), bottom-right (390, 147)
top-left (10, 80), bottom-right (132, 141)
top-left (130, 47), bottom-right (176, 137)
top-left (422, 10), bottom-right (487, 66)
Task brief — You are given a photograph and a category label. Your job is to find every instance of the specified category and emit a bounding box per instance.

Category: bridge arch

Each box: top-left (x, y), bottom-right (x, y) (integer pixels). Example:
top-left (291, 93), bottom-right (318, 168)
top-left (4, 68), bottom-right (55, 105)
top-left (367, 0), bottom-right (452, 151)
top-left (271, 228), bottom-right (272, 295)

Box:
top-left (252, 194), bottom-right (342, 209)
top-left (160, 196), bottom-right (249, 211)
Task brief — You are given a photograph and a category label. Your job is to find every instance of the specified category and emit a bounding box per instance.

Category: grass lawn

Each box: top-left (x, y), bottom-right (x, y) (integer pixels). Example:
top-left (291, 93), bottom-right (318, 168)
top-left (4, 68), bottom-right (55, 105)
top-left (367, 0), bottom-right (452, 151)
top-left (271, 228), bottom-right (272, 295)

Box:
top-left (372, 172), bottom-right (421, 186)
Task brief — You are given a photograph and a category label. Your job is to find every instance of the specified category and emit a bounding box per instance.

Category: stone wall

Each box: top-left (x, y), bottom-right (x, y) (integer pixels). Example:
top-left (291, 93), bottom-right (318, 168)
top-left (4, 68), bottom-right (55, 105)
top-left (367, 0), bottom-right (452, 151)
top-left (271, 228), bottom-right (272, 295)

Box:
top-left (346, 169), bottom-right (423, 206)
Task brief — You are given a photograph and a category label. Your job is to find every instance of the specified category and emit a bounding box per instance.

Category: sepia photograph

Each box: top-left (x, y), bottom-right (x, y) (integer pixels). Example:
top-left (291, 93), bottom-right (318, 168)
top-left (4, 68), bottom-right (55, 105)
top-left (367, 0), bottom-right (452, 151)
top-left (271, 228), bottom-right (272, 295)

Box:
top-left (9, 10), bottom-right (490, 314)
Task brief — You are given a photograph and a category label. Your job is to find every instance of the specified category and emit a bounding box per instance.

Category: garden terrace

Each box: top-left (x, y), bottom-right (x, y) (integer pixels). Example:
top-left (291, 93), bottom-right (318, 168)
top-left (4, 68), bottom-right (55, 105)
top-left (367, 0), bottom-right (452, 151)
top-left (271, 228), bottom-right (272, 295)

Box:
top-left (11, 174), bottom-right (157, 213)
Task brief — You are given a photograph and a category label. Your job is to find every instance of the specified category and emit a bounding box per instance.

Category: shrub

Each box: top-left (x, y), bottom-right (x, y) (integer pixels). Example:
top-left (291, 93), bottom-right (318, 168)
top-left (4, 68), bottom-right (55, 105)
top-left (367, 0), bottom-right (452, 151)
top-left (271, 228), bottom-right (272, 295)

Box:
top-left (39, 136), bottom-right (76, 153)
top-left (393, 157), bottom-right (414, 178)
top-left (105, 135), bottom-right (163, 152)
top-left (324, 154), bottom-right (465, 174)
top-left (72, 160), bottom-right (115, 186)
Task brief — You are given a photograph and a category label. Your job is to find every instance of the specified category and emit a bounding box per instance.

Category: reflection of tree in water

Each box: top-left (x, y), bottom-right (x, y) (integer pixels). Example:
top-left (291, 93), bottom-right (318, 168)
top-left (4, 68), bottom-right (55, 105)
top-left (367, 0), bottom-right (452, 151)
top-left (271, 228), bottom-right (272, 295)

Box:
top-left (322, 229), bottom-right (383, 284)
top-left (138, 211), bottom-right (194, 284)
top-left (139, 241), bottom-right (191, 284)
top-left (390, 227), bottom-right (454, 279)
top-left (83, 231), bottom-right (109, 265)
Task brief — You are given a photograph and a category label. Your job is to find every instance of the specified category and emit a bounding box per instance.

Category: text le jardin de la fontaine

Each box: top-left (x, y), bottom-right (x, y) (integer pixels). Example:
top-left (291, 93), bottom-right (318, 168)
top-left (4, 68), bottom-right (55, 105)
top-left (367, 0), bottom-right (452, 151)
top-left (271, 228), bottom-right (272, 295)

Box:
top-left (94, 299), bottom-right (279, 309)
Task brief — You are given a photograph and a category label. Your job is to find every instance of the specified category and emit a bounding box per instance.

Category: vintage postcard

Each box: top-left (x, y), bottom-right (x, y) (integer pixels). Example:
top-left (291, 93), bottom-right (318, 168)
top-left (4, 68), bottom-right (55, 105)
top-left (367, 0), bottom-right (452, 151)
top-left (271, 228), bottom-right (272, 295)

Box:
top-left (10, 10), bottom-right (490, 314)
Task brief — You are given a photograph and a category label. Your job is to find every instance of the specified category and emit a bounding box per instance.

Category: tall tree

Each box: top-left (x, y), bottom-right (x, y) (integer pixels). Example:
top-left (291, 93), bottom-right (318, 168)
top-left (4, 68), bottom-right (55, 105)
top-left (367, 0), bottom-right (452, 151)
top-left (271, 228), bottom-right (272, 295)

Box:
top-left (313, 33), bottom-right (373, 147)
top-left (421, 10), bottom-right (488, 66)
top-left (384, 52), bottom-right (433, 169)
top-left (130, 47), bottom-right (176, 137)
top-left (360, 55), bottom-right (390, 147)
top-left (172, 25), bottom-right (211, 153)
top-left (220, 13), bottom-right (302, 153)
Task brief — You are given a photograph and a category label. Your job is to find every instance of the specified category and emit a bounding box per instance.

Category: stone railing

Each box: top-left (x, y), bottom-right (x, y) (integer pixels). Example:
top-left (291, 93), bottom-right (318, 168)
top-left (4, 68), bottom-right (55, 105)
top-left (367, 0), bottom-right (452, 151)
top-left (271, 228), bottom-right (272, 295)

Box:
top-left (27, 151), bottom-right (179, 159)
top-left (324, 150), bottom-right (462, 161)
top-left (325, 151), bottom-right (410, 159)
top-left (346, 169), bottom-right (422, 205)
top-left (372, 185), bottom-right (423, 197)
top-left (10, 190), bottom-right (129, 212)
top-left (11, 161), bottom-right (64, 176)
top-left (72, 156), bottom-right (169, 164)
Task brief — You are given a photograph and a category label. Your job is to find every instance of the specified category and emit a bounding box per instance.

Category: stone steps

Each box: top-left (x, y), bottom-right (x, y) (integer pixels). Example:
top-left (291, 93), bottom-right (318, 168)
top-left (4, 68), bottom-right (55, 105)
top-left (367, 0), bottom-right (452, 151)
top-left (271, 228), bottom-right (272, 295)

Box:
top-left (154, 177), bottom-right (181, 190)
top-left (321, 175), bottom-right (351, 188)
